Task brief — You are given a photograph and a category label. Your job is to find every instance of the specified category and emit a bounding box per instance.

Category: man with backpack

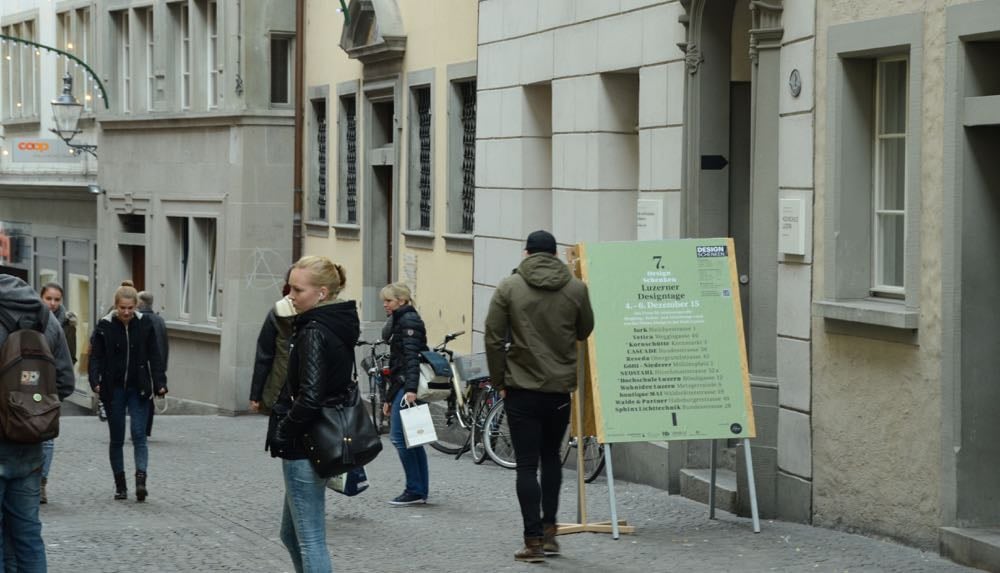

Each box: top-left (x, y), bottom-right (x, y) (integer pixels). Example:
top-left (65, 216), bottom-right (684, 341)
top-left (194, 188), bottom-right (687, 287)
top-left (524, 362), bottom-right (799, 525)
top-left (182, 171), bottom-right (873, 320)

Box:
top-left (484, 230), bottom-right (595, 563)
top-left (0, 274), bottom-right (75, 571)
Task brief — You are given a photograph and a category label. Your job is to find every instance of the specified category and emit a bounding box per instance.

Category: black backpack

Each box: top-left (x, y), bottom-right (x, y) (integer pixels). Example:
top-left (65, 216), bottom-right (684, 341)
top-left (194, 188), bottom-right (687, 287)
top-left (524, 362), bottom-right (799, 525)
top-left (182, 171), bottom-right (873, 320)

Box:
top-left (0, 307), bottom-right (60, 443)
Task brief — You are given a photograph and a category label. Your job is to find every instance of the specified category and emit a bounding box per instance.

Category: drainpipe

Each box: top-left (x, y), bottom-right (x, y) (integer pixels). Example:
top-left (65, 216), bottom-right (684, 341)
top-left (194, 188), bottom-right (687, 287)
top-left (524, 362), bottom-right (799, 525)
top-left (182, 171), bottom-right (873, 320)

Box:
top-left (292, 0), bottom-right (305, 261)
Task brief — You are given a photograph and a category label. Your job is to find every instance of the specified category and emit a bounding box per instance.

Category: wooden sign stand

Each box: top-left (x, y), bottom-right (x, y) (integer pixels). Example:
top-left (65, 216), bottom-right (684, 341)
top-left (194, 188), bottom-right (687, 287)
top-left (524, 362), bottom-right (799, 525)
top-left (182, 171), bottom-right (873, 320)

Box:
top-left (557, 246), bottom-right (634, 539)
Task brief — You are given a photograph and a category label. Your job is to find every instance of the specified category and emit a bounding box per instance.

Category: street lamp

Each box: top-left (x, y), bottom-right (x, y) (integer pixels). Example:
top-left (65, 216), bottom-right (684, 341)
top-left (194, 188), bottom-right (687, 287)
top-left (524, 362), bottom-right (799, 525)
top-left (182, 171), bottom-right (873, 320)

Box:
top-left (50, 73), bottom-right (97, 158)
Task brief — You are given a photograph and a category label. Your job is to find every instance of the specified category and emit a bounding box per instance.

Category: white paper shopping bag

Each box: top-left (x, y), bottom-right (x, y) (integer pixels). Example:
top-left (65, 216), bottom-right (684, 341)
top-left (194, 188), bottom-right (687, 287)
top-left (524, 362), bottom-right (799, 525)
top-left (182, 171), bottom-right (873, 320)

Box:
top-left (399, 401), bottom-right (438, 448)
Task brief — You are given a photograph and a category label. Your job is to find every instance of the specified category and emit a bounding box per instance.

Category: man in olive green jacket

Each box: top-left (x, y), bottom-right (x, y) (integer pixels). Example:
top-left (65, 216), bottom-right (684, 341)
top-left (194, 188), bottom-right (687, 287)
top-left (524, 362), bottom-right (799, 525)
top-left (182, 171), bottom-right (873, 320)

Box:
top-left (484, 230), bottom-right (594, 563)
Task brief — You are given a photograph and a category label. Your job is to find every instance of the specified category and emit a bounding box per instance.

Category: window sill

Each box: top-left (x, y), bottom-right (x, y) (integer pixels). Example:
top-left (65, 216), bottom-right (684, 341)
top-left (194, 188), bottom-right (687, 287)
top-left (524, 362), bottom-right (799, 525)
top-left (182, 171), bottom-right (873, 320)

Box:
top-left (1, 117), bottom-right (41, 129)
top-left (443, 233), bottom-right (474, 253)
top-left (304, 220), bottom-right (330, 238)
top-left (402, 230), bottom-right (435, 250)
top-left (165, 320), bottom-right (222, 343)
top-left (332, 223), bottom-right (361, 240)
top-left (813, 298), bottom-right (918, 330)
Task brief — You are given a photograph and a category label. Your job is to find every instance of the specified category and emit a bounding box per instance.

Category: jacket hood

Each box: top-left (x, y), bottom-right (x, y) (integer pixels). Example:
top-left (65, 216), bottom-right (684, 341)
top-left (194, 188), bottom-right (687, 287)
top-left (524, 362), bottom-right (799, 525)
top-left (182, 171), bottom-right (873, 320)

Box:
top-left (0, 274), bottom-right (47, 324)
top-left (297, 300), bottom-right (360, 349)
top-left (99, 309), bottom-right (144, 323)
top-left (516, 253), bottom-right (572, 291)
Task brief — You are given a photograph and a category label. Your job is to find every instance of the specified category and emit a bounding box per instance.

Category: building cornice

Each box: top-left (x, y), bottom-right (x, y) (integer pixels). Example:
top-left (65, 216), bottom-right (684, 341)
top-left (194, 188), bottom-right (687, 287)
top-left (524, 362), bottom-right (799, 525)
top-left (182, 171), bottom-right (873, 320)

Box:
top-left (99, 111), bottom-right (295, 131)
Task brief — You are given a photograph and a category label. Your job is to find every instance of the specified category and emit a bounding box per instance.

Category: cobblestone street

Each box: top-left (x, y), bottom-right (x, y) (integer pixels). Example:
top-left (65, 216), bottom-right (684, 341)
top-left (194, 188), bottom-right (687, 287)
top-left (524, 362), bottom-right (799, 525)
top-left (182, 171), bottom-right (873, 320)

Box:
top-left (39, 415), bottom-right (978, 573)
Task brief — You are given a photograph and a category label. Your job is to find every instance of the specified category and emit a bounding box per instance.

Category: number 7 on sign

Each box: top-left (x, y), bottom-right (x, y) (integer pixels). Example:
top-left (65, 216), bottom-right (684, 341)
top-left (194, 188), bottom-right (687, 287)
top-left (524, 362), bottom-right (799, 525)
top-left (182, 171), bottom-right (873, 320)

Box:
top-left (653, 256), bottom-right (663, 269)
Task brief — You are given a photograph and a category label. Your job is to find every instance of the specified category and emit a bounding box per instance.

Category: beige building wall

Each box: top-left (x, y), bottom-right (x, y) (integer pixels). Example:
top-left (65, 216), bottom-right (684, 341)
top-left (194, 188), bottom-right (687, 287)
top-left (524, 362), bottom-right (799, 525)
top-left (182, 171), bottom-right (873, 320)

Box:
top-left (303, 0), bottom-right (477, 350)
top-left (811, 0), bottom-right (978, 547)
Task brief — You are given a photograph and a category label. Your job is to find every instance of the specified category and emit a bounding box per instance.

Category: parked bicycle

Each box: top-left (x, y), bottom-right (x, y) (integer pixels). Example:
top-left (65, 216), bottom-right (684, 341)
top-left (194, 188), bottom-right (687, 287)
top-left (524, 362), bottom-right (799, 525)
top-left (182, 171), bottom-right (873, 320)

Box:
top-left (480, 399), bottom-right (516, 468)
top-left (357, 338), bottom-right (390, 435)
top-left (561, 434), bottom-right (605, 482)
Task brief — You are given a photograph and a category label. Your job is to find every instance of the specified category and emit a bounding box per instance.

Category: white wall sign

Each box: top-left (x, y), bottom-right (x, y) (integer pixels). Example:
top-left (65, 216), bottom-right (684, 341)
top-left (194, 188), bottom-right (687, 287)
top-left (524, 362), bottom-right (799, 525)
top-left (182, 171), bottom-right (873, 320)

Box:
top-left (636, 199), bottom-right (663, 241)
top-left (778, 197), bottom-right (806, 255)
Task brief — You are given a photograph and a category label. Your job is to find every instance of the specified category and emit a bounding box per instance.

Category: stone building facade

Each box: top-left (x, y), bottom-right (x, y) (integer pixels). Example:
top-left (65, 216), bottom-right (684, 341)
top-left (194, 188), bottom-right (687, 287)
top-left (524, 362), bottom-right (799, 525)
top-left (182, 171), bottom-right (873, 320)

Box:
top-left (813, 0), bottom-right (1000, 564)
top-left (301, 0), bottom-right (478, 348)
top-left (91, 0), bottom-right (295, 414)
top-left (472, 0), bottom-right (818, 522)
top-left (1, 0), bottom-right (101, 401)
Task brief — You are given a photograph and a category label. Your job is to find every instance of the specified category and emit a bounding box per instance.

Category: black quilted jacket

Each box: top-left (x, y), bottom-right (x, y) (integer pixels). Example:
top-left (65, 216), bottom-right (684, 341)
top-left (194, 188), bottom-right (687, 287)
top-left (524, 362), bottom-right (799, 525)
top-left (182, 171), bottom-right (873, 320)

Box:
top-left (383, 304), bottom-right (427, 405)
top-left (268, 299), bottom-right (360, 460)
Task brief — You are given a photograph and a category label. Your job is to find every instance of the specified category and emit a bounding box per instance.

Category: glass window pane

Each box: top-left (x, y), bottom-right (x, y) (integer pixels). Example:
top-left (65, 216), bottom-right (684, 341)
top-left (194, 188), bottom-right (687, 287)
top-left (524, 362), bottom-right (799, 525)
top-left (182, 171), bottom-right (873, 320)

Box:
top-left (880, 138), bottom-right (906, 210)
top-left (878, 213), bottom-right (905, 288)
top-left (879, 60), bottom-right (907, 135)
top-left (271, 38), bottom-right (289, 104)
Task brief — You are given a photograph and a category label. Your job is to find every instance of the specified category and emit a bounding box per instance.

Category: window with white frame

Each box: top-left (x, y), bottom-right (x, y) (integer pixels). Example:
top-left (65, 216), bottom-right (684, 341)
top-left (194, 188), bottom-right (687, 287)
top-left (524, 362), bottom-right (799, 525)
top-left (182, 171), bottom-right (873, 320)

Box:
top-left (116, 11), bottom-right (131, 113)
top-left (180, 4), bottom-right (191, 110)
top-left (197, 218), bottom-right (218, 318)
top-left (816, 14), bottom-right (922, 330)
top-left (57, 11), bottom-right (88, 107)
top-left (143, 7), bottom-right (155, 111)
top-left (76, 7), bottom-right (94, 112)
top-left (1, 20), bottom-right (39, 120)
top-left (173, 217), bottom-right (191, 315)
top-left (207, 0), bottom-right (221, 108)
top-left (167, 215), bottom-right (219, 322)
top-left (57, 12), bottom-right (71, 88)
top-left (270, 35), bottom-right (293, 105)
top-left (872, 58), bottom-right (907, 296)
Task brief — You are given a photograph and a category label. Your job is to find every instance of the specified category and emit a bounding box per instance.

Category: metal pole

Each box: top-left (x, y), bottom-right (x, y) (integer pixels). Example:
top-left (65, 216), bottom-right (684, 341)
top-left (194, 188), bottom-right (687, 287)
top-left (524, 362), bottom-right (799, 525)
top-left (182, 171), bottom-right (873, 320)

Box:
top-left (604, 444), bottom-right (620, 539)
top-left (743, 438), bottom-right (761, 533)
top-left (575, 345), bottom-right (586, 525)
top-left (709, 439), bottom-right (717, 519)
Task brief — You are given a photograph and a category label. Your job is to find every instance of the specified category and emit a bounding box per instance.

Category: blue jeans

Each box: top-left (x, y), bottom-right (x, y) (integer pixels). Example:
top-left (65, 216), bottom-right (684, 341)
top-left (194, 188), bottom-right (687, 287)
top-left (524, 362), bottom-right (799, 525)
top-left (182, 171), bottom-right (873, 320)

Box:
top-left (279, 459), bottom-right (332, 573)
top-left (389, 388), bottom-right (429, 498)
top-left (40, 440), bottom-right (53, 479)
top-left (0, 443), bottom-right (46, 572)
top-left (107, 388), bottom-right (150, 474)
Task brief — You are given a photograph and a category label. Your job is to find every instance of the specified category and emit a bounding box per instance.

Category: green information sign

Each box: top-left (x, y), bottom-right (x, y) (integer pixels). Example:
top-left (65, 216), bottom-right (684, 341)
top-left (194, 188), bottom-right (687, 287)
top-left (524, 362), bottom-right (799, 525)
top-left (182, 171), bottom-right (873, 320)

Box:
top-left (581, 238), bottom-right (755, 443)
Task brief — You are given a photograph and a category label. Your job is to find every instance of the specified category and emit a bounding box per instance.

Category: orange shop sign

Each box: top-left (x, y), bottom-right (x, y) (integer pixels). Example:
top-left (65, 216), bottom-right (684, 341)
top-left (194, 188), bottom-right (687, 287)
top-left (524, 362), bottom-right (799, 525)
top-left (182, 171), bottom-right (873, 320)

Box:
top-left (9, 138), bottom-right (82, 163)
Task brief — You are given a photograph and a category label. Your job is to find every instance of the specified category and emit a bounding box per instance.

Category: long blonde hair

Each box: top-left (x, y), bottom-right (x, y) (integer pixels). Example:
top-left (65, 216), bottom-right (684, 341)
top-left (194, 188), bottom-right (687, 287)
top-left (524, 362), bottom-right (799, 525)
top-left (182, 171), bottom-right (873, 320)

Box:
top-left (292, 255), bottom-right (346, 299)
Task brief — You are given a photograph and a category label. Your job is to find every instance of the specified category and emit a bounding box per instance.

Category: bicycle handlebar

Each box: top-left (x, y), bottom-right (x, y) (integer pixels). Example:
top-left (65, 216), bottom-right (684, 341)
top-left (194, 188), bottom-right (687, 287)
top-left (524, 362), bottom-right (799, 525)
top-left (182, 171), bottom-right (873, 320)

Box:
top-left (356, 339), bottom-right (386, 347)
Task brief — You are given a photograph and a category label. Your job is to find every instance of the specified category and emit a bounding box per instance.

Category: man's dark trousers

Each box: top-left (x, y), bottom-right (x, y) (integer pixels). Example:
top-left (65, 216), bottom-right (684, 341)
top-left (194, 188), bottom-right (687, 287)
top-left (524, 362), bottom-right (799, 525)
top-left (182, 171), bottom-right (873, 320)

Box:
top-left (504, 388), bottom-right (572, 538)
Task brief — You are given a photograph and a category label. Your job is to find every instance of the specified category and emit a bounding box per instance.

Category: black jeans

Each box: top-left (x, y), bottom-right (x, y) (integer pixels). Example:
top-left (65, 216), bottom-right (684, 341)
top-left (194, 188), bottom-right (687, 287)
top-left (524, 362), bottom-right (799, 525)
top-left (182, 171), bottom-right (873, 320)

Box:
top-left (504, 388), bottom-right (571, 538)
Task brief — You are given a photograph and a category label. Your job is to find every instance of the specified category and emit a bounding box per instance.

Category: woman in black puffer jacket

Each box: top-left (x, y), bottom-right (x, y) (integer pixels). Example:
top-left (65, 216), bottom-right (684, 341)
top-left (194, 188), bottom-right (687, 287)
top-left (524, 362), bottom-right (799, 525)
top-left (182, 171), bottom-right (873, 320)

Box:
top-left (379, 282), bottom-right (429, 506)
top-left (267, 256), bottom-right (359, 573)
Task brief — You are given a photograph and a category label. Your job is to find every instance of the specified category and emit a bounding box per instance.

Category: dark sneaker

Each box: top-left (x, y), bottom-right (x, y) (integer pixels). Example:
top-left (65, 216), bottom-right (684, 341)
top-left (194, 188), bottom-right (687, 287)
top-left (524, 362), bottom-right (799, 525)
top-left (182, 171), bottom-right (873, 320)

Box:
top-left (388, 492), bottom-right (426, 506)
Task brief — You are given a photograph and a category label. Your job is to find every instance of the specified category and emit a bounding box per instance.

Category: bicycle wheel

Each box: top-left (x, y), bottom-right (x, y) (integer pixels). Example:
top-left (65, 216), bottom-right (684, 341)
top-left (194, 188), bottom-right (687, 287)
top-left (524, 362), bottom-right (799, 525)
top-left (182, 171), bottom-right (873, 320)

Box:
top-left (560, 421), bottom-right (578, 466)
top-left (482, 402), bottom-right (516, 469)
top-left (428, 394), bottom-right (470, 455)
top-left (470, 395), bottom-right (495, 465)
top-left (582, 436), bottom-right (606, 483)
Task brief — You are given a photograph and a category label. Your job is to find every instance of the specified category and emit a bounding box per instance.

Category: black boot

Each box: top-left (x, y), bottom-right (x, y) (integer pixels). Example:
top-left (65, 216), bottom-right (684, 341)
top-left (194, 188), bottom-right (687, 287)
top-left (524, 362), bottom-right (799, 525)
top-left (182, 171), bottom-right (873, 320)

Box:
top-left (135, 471), bottom-right (147, 502)
top-left (114, 472), bottom-right (127, 500)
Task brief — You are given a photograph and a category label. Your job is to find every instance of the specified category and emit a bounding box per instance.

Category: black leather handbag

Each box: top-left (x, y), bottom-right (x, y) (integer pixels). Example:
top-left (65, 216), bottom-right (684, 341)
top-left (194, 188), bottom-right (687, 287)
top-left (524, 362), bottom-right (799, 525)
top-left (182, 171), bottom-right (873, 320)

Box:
top-left (301, 386), bottom-right (383, 478)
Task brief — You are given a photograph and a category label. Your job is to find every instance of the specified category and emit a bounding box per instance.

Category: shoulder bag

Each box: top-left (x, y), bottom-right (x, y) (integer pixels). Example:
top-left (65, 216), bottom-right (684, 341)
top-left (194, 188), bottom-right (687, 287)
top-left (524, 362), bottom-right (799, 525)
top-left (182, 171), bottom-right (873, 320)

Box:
top-left (301, 378), bottom-right (383, 479)
top-left (417, 350), bottom-right (453, 402)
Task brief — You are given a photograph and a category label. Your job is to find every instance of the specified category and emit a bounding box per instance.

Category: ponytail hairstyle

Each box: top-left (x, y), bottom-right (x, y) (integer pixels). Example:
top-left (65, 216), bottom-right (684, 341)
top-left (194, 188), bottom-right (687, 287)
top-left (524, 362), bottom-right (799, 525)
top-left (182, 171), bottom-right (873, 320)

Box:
top-left (114, 280), bottom-right (139, 305)
top-left (291, 256), bottom-right (346, 300)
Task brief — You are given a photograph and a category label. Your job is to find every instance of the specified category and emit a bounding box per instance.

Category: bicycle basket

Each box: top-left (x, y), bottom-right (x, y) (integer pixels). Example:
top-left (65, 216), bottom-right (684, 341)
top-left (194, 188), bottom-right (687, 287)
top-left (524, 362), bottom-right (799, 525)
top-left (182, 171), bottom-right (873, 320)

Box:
top-left (454, 352), bottom-right (489, 385)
